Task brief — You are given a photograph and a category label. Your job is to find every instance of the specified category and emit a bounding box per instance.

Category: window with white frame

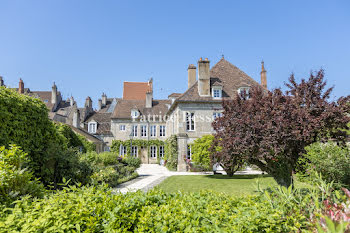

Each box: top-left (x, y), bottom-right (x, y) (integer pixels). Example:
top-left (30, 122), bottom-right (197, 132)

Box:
top-left (104, 146), bottom-right (110, 152)
top-left (159, 146), bottom-right (164, 158)
top-left (187, 145), bottom-right (192, 160)
top-left (131, 110), bottom-right (139, 118)
top-left (186, 112), bottom-right (195, 131)
top-left (212, 87), bottom-right (222, 98)
top-left (119, 145), bottom-right (127, 156)
top-left (132, 125), bottom-right (138, 137)
top-left (213, 112), bottom-right (223, 120)
top-left (238, 87), bottom-right (250, 100)
top-left (159, 125), bottom-right (166, 137)
top-left (88, 122), bottom-right (97, 134)
top-left (141, 125), bottom-right (147, 137)
top-left (150, 125), bottom-right (156, 137)
top-left (119, 125), bottom-right (126, 131)
top-left (150, 145), bottom-right (157, 158)
top-left (131, 146), bottom-right (138, 157)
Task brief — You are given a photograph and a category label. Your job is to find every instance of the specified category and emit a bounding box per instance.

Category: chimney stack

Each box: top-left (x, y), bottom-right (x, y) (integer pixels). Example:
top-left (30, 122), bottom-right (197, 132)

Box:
top-left (260, 61), bottom-right (267, 89)
top-left (51, 82), bottom-right (57, 105)
top-left (85, 96), bottom-right (92, 109)
top-left (146, 91), bottom-right (153, 108)
top-left (187, 64), bottom-right (196, 89)
top-left (70, 96), bottom-right (74, 106)
top-left (98, 99), bottom-right (102, 111)
top-left (102, 93), bottom-right (107, 107)
top-left (198, 58), bottom-right (210, 96)
top-left (146, 78), bottom-right (153, 108)
top-left (0, 76), bottom-right (4, 87)
top-left (72, 108), bottom-right (80, 128)
top-left (18, 79), bottom-right (24, 94)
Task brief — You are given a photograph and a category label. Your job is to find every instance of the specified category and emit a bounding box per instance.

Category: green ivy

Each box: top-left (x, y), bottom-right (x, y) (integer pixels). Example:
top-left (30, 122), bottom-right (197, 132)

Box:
top-left (164, 135), bottom-right (178, 170)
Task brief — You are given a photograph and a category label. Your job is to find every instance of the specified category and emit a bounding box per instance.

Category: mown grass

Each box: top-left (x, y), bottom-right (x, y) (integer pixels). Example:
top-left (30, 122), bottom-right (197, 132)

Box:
top-left (157, 174), bottom-right (308, 196)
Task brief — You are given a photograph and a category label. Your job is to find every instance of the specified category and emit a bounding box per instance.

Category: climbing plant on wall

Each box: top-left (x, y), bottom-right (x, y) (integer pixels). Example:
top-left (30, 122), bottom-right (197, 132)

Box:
top-left (111, 139), bottom-right (165, 157)
top-left (164, 135), bottom-right (178, 170)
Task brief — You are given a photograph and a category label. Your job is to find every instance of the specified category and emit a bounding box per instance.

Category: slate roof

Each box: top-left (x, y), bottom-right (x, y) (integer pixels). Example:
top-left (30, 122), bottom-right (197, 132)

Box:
top-left (176, 58), bottom-right (261, 102)
top-left (168, 93), bottom-right (182, 98)
top-left (123, 82), bottom-right (152, 100)
top-left (85, 112), bottom-right (113, 135)
top-left (112, 99), bottom-right (171, 119)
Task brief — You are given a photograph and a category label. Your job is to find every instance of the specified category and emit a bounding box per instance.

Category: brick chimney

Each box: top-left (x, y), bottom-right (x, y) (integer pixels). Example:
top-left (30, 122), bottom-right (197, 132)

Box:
top-left (51, 82), bottom-right (57, 105)
top-left (261, 61), bottom-right (267, 89)
top-left (18, 79), bottom-right (24, 94)
top-left (198, 58), bottom-right (210, 96)
top-left (188, 64), bottom-right (196, 89)
top-left (102, 93), bottom-right (107, 107)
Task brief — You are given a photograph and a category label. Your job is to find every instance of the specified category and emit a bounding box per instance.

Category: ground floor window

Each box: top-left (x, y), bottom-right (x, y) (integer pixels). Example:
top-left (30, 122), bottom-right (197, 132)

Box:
top-left (119, 145), bottom-right (127, 156)
top-left (131, 146), bottom-right (138, 157)
top-left (104, 146), bottom-right (110, 152)
top-left (159, 146), bottom-right (164, 158)
top-left (187, 145), bottom-right (192, 160)
top-left (150, 145), bottom-right (157, 158)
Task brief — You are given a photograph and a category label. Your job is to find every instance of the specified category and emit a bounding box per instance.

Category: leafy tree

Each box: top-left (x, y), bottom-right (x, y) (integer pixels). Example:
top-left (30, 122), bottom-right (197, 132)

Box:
top-left (212, 70), bottom-right (350, 186)
top-left (191, 135), bottom-right (215, 170)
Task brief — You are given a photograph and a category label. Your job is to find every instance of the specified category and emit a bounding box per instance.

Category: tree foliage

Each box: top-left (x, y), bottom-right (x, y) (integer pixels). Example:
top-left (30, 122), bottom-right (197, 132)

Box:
top-left (212, 70), bottom-right (350, 186)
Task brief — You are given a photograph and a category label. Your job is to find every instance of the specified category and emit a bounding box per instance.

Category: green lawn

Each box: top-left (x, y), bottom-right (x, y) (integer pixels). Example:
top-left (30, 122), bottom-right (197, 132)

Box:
top-left (157, 175), bottom-right (305, 196)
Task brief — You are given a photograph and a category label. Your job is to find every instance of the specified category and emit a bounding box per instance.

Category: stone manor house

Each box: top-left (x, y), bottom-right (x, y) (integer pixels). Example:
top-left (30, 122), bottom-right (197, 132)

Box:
top-left (0, 57), bottom-right (267, 171)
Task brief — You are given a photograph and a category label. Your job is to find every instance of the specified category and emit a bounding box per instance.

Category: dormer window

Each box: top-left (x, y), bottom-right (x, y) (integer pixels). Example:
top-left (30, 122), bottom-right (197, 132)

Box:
top-left (212, 81), bottom-right (223, 99)
top-left (212, 87), bottom-right (222, 99)
top-left (238, 87), bottom-right (250, 100)
top-left (131, 109), bottom-right (139, 118)
top-left (88, 121), bottom-right (97, 134)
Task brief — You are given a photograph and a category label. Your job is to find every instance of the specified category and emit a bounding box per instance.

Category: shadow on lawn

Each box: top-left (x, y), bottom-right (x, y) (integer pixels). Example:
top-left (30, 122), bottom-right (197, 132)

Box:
top-left (204, 174), bottom-right (272, 180)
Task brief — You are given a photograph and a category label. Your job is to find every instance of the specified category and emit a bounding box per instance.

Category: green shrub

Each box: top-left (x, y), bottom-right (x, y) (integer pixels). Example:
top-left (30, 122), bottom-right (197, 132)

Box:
top-left (0, 87), bottom-right (65, 181)
top-left (0, 145), bottom-right (45, 205)
top-left (164, 135), bottom-right (178, 170)
top-left (191, 135), bottom-right (215, 171)
top-left (0, 186), bottom-right (313, 232)
top-left (297, 142), bottom-right (350, 188)
top-left (90, 166), bottom-right (119, 186)
top-left (122, 156), bottom-right (141, 169)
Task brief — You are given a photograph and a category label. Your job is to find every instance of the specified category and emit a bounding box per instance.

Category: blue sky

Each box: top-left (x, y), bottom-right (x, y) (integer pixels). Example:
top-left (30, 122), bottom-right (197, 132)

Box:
top-left (0, 0), bottom-right (349, 107)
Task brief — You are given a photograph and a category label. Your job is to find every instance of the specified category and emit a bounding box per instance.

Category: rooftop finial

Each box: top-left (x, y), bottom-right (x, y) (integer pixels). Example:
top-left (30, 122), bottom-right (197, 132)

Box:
top-left (222, 54), bottom-right (224, 59)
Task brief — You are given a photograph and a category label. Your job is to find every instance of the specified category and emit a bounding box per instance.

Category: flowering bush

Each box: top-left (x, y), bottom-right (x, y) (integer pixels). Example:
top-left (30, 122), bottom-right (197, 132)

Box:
top-left (318, 188), bottom-right (350, 232)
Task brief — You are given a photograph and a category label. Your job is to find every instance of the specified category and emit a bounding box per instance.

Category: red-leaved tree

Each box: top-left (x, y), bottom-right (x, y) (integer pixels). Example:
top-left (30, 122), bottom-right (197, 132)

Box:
top-left (212, 70), bottom-right (350, 186)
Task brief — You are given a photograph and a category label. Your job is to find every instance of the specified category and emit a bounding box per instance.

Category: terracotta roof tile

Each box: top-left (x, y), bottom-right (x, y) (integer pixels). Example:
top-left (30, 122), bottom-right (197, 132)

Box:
top-left (123, 82), bottom-right (152, 100)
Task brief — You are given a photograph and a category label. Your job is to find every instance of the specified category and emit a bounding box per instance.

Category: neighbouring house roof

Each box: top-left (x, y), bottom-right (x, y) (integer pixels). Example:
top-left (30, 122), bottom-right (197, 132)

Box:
top-left (168, 93), bottom-right (182, 98)
top-left (176, 58), bottom-right (261, 102)
top-left (123, 82), bottom-right (152, 100)
top-left (85, 112), bottom-right (113, 135)
top-left (112, 99), bottom-right (171, 119)
top-left (68, 125), bottom-right (104, 143)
